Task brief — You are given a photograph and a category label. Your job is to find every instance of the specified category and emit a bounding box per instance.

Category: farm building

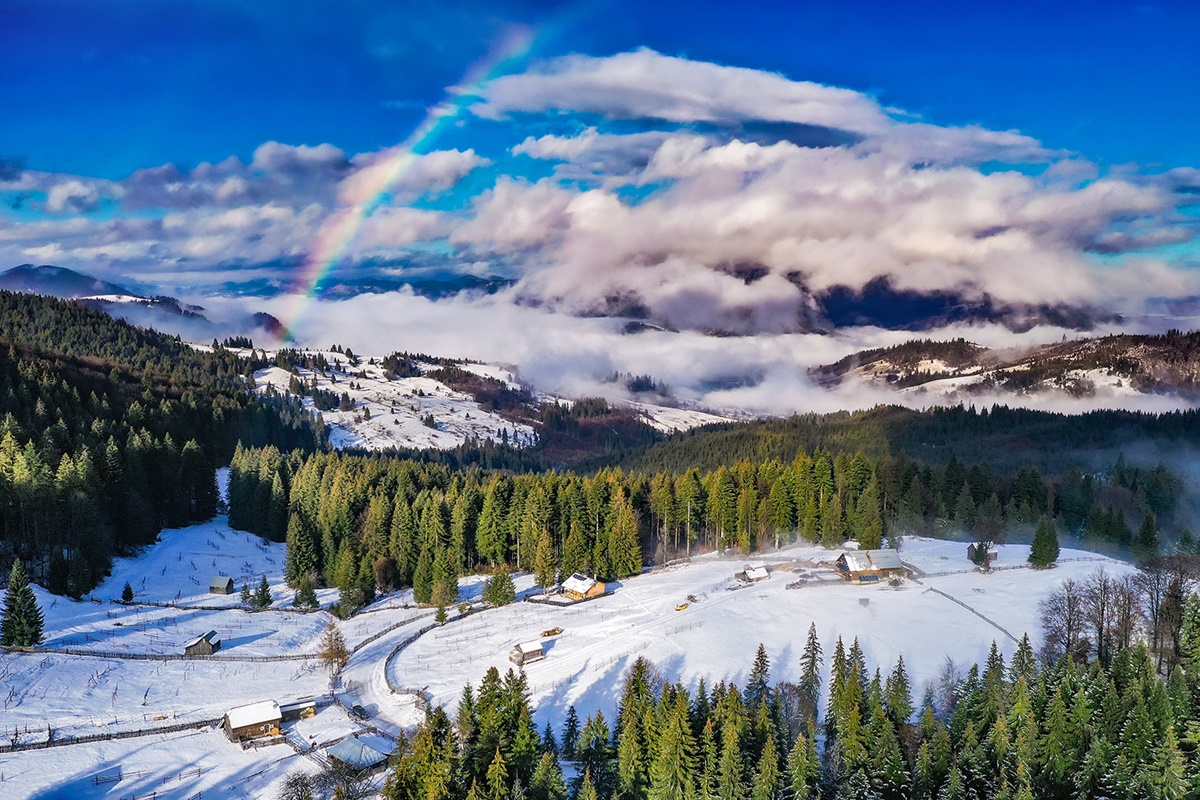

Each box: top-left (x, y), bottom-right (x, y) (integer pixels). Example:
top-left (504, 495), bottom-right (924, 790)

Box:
top-left (967, 543), bottom-right (999, 568)
top-left (834, 549), bottom-right (907, 584)
top-left (280, 699), bottom-right (317, 722)
top-left (182, 630), bottom-right (221, 656)
top-left (210, 576), bottom-right (235, 595)
top-left (509, 640), bottom-right (546, 666)
top-left (222, 700), bottom-right (282, 742)
top-left (562, 573), bottom-right (606, 602)
top-left (735, 566), bottom-right (770, 582)
top-left (327, 734), bottom-right (392, 772)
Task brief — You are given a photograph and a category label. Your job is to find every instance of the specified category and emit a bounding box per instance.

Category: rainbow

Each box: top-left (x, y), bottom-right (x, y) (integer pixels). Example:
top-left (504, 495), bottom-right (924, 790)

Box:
top-left (282, 25), bottom-right (540, 338)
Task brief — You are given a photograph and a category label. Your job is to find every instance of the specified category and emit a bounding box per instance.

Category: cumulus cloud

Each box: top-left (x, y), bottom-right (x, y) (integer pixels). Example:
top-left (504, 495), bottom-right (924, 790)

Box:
top-left (338, 147), bottom-right (490, 205)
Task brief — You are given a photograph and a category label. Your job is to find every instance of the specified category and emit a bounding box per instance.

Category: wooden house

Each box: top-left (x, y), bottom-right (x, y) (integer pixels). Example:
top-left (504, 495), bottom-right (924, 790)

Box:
top-left (561, 573), bottom-right (606, 602)
top-left (834, 549), bottom-right (907, 584)
top-left (183, 630), bottom-right (221, 656)
top-left (210, 576), bottom-right (235, 595)
top-left (222, 700), bottom-right (282, 742)
top-left (509, 640), bottom-right (546, 666)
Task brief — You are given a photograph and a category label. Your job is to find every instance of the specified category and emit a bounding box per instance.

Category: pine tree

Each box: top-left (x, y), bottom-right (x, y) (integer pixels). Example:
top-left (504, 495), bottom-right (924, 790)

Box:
top-left (609, 491), bottom-right (643, 579)
top-left (1, 559), bottom-right (44, 647)
top-left (785, 723), bottom-right (818, 800)
top-left (1028, 516), bottom-right (1059, 568)
top-left (293, 576), bottom-right (319, 610)
top-left (648, 693), bottom-right (696, 800)
top-left (121, 581), bottom-right (134, 602)
top-left (534, 528), bottom-right (557, 589)
top-left (746, 644), bottom-right (772, 712)
top-left (483, 569), bottom-right (517, 606)
top-left (561, 706), bottom-right (580, 760)
top-left (253, 574), bottom-right (273, 608)
top-left (749, 736), bottom-right (780, 800)
top-left (798, 623), bottom-right (823, 723)
top-left (1133, 511), bottom-right (1161, 564)
top-left (240, 582), bottom-right (251, 605)
top-left (413, 542), bottom-right (434, 605)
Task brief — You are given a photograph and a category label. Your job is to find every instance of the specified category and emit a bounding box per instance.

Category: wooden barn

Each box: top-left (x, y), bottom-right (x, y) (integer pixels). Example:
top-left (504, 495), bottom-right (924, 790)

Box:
top-left (222, 700), bottom-right (282, 742)
top-left (509, 640), bottom-right (546, 666)
top-left (210, 576), bottom-right (235, 595)
top-left (183, 630), bottom-right (221, 656)
top-left (280, 699), bottom-right (317, 722)
top-left (834, 549), bottom-right (907, 584)
top-left (561, 573), bottom-right (606, 602)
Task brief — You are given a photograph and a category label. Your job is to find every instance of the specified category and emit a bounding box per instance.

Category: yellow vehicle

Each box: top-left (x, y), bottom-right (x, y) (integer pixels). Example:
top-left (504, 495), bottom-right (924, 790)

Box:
top-left (540, 627), bottom-right (563, 637)
top-left (675, 603), bottom-right (688, 611)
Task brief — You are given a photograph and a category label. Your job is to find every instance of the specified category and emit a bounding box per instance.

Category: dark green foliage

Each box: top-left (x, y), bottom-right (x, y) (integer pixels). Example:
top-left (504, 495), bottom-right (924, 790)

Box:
top-left (482, 569), bottom-right (517, 606)
top-left (0, 292), bottom-right (326, 595)
top-left (1029, 516), bottom-right (1060, 567)
top-left (293, 576), bottom-right (319, 610)
top-left (1, 559), bottom-right (44, 647)
top-left (251, 574), bottom-right (272, 608)
top-left (121, 581), bottom-right (134, 602)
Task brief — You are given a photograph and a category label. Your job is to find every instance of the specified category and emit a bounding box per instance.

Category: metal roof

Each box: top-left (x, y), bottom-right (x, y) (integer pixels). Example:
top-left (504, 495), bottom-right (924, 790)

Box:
top-left (327, 735), bottom-right (391, 769)
top-left (225, 699), bottom-right (281, 729)
top-left (210, 576), bottom-right (234, 588)
top-left (841, 549), bottom-right (903, 571)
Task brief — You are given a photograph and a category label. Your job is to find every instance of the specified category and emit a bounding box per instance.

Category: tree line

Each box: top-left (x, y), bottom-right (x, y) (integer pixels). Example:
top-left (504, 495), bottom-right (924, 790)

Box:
top-left (372, 614), bottom-right (1200, 800)
top-left (228, 442), bottom-right (1186, 614)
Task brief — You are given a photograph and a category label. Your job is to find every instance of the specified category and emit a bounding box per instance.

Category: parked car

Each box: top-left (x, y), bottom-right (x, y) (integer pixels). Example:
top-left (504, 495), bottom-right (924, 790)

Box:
top-left (350, 704), bottom-right (369, 721)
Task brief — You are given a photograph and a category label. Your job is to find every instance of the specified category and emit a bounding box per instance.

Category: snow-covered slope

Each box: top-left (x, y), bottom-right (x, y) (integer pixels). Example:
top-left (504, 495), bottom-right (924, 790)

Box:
top-left (254, 351), bottom-right (538, 451)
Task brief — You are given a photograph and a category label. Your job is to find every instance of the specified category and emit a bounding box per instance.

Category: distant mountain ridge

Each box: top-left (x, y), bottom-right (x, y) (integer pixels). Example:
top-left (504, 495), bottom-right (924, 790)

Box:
top-left (0, 264), bottom-right (140, 299)
top-left (812, 331), bottom-right (1200, 399)
top-left (0, 264), bottom-right (287, 343)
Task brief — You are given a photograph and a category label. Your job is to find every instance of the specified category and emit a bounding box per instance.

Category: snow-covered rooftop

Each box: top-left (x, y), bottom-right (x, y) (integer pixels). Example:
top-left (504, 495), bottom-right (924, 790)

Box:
top-left (327, 734), bottom-right (391, 769)
top-left (562, 573), bottom-right (597, 594)
top-left (225, 699), bottom-right (281, 729)
top-left (841, 549), bottom-right (904, 571)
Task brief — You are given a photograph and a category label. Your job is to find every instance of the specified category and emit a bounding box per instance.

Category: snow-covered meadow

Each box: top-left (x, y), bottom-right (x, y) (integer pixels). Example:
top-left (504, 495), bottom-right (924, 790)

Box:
top-left (0, 508), bottom-right (1132, 799)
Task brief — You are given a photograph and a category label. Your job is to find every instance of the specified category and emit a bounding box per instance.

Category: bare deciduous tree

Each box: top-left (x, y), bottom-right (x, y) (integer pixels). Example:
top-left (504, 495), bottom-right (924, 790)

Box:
top-left (1039, 578), bottom-right (1088, 663)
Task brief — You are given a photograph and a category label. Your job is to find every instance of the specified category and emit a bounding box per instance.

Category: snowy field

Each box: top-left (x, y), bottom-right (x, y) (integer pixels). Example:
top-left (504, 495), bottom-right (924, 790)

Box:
top-left (381, 538), bottom-right (1132, 731)
top-left (0, 513), bottom-right (1133, 798)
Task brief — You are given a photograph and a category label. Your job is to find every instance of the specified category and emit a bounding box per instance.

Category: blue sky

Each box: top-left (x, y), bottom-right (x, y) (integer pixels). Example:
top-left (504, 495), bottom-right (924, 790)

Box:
top-left (1, 0), bottom-right (1199, 344)
top-left (5, 0), bottom-right (1199, 177)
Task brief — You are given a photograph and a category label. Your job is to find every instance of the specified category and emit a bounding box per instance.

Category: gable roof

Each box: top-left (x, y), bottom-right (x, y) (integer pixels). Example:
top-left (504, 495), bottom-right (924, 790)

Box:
top-left (225, 699), bottom-right (281, 729)
top-left (562, 573), bottom-right (597, 594)
top-left (210, 576), bottom-right (234, 589)
top-left (746, 566), bottom-right (769, 581)
top-left (840, 549), bottom-right (903, 572)
top-left (327, 734), bottom-right (391, 769)
top-left (514, 641), bottom-right (544, 655)
top-left (184, 630), bottom-right (220, 649)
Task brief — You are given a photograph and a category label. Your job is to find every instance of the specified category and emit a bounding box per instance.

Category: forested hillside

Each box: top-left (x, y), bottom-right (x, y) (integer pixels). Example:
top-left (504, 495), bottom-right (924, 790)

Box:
top-left (382, 626), bottom-right (1200, 800)
top-left (0, 291), bottom-right (327, 595)
top-left (615, 405), bottom-right (1200, 476)
top-left (229, 436), bottom-right (1186, 614)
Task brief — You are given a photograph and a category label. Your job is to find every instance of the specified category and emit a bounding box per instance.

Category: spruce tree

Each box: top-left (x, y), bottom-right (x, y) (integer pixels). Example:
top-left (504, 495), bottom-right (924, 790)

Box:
top-left (483, 569), bottom-right (517, 606)
top-left (746, 644), bottom-right (771, 712)
top-left (240, 582), bottom-right (251, 605)
top-left (534, 529), bottom-right (557, 589)
top-left (1028, 516), bottom-right (1059, 568)
top-left (1133, 511), bottom-right (1161, 564)
top-left (293, 576), bottom-right (319, 610)
top-left (1, 560), bottom-right (44, 647)
top-left (648, 694), bottom-right (695, 800)
top-left (561, 706), bottom-right (580, 760)
top-left (121, 581), bottom-right (134, 603)
top-left (798, 623), bottom-right (823, 722)
top-left (253, 574), bottom-right (273, 608)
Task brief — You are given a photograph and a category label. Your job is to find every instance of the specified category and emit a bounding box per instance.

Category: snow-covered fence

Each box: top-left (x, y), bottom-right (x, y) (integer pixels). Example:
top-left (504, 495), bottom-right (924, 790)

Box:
top-left (922, 587), bottom-right (1020, 644)
top-left (6, 645), bottom-right (319, 663)
top-left (110, 599), bottom-right (318, 615)
top-left (349, 612), bottom-right (432, 654)
top-left (0, 716), bottom-right (222, 754)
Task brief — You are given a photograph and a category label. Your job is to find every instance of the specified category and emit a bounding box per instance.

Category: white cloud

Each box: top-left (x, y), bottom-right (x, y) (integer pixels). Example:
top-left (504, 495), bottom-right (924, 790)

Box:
top-left (474, 48), bottom-right (891, 134)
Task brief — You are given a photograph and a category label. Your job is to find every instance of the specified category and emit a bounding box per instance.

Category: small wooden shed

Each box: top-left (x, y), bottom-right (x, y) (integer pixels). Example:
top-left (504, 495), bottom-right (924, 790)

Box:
top-left (834, 549), bottom-right (907, 584)
top-left (223, 700), bottom-right (282, 742)
top-left (210, 576), bottom-right (235, 595)
top-left (280, 699), bottom-right (317, 722)
top-left (183, 630), bottom-right (221, 656)
top-left (562, 573), bottom-right (606, 602)
top-left (509, 640), bottom-right (546, 666)
top-left (967, 543), bottom-right (999, 567)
